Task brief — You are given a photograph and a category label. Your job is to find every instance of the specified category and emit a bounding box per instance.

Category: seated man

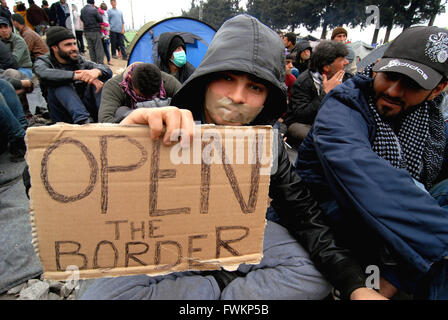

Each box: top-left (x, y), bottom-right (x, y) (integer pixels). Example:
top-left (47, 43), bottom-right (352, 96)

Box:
top-left (0, 16), bottom-right (33, 79)
top-left (284, 40), bottom-right (351, 146)
top-left (296, 26), bottom-right (448, 299)
top-left (34, 26), bottom-right (112, 124)
top-left (99, 62), bottom-right (181, 123)
top-left (331, 26), bottom-right (357, 74)
top-left (11, 13), bottom-right (49, 62)
top-left (0, 79), bottom-right (27, 162)
top-left (156, 32), bottom-right (195, 84)
top-left (81, 14), bottom-right (388, 301)
top-left (284, 54), bottom-right (296, 102)
top-left (294, 40), bottom-right (312, 74)
top-left (0, 39), bottom-right (33, 95)
top-left (282, 32), bottom-right (299, 77)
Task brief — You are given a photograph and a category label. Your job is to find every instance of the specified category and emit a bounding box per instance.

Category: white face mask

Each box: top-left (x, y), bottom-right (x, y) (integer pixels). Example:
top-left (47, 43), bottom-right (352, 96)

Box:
top-left (204, 87), bottom-right (264, 125)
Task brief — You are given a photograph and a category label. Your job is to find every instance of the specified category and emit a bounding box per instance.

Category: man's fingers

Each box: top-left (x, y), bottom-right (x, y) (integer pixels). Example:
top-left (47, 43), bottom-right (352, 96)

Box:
top-left (119, 108), bottom-right (170, 142)
top-left (180, 109), bottom-right (195, 148)
top-left (120, 107), bottom-right (195, 147)
top-left (162, 108), bottom-right (183, 145)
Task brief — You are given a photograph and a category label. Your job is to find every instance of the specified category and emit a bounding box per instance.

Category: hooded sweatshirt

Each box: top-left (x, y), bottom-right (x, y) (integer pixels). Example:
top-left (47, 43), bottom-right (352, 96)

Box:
top-left (156, 32), bottom-right (195, 84)
top-left (172, 15), bottom-right (370, 299)
top-left (172, 14), bottom-right (288, 125)
top-left (294, 40), bottom-right (312, 73)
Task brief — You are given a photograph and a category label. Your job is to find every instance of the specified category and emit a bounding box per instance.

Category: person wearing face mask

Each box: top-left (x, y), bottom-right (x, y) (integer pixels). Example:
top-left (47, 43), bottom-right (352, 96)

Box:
top-left (156, 32), bottom-right (195, 84)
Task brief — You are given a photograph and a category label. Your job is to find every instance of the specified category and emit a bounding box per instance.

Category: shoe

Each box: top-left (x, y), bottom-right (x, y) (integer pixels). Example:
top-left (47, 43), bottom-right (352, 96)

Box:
top-left (201, 270), bottom-right (244, 291)
top-left (8, 138), bottom-right (26, 162)
top-left (112, 55), bottom-right (118, 59)
top-left (76, 117), bottom-right (94, 125)
top-left (35, 106), bottom-right (51, 120)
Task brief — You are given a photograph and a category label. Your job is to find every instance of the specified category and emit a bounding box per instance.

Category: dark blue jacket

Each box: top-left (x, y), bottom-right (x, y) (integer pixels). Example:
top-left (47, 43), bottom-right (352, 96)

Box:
top-left (296, 74), bottom-right (448, 285)
top-left (49, 2), bottom-right (69, 28)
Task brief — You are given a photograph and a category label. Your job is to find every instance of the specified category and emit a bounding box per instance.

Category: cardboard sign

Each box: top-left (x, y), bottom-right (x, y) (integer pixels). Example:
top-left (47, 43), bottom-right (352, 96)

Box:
top-left (25, 124), bottom-right (273, 280)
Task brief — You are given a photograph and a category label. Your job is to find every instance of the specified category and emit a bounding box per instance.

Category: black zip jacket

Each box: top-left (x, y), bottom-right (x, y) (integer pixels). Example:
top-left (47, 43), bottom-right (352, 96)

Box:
top-left (33, 52), bottom-right (112, 89)
top-left (172, 14), bottom-right (368, 299)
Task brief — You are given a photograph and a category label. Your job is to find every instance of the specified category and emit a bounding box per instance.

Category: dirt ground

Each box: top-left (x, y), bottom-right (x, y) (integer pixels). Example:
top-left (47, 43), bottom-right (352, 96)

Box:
top-left (105, 54), bottom-right (128, 76)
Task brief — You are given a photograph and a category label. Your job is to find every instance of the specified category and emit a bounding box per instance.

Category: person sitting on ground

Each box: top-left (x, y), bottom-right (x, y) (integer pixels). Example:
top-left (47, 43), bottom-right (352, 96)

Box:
top-left (156, 32), bottom-right (195, 84)
top-left (331, 26), bottom-right (356, 74)
top-left (296, 25), bottom-right (448, 299)
top-left (99, 62), bottom-right (181, 123)
top-left (0, 44), bottom-right (34, 96)
top-left (282, 32), bottom-right (300, 77)
top-left (294, 40), bottom-right (312, 74)
top-left (284, 40), bottom-right (352, 146)
top-left (34, 26), bottom-right (112, 124)
top-left (0, 16), bottom-right (33, 79)
top-left (0, 79), bottom-right (28, 162)
top-left (284, 53), bottom-right (296, 102)
top-left (81, 14), bottom-right (388, 301)
top-left (0, 38), bottom-right (33, 95)
top-left (11, 13), bottom-right (48, 62)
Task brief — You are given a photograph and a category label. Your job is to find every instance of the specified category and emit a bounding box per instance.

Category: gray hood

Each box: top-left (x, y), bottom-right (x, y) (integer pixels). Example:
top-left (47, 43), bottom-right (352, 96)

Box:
top-left (172, 14), bottom-right (287, 125)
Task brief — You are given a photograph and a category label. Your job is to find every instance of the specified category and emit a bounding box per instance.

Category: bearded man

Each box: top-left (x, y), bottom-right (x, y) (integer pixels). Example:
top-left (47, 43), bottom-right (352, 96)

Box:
top-left (34, 26), bottom-right (112, 124)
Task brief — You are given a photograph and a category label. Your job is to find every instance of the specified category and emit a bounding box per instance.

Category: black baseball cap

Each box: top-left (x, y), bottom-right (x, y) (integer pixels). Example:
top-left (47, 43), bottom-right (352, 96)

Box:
top-left (0, 17), bottom-right (11, 27)
top-left (372, 26), bottom-right (448, 90)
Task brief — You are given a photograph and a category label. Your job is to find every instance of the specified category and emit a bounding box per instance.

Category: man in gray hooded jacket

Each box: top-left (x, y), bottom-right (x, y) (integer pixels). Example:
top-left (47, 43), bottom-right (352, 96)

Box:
top-left (80, 15), bottom-right (386, 300)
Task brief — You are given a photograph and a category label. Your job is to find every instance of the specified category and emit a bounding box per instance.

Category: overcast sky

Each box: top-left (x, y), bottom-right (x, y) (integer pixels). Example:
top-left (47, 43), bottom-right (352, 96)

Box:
top-left (7, 0), bottom-right (448, 43)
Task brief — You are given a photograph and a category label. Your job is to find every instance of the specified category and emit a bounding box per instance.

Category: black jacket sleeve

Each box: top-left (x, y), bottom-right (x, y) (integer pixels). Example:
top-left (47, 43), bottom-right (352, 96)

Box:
top-left (0, 40), bottom-right (18, 70)
top-left (269, 135), bottom-right (367, 299)
top-left (285, 71), bottom-right (324, 126)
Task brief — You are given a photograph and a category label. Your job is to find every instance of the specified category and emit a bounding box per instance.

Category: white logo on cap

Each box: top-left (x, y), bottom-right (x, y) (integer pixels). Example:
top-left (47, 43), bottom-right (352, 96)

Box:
top-left (379, 59), bottom-right (428, 80)
top-left (426, 32), bottom-right (448, 63)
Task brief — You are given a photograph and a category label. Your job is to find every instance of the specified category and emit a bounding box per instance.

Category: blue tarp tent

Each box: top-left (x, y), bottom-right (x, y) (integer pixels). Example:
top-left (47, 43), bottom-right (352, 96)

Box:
top-left (127, 17), bottom-right (216, 68)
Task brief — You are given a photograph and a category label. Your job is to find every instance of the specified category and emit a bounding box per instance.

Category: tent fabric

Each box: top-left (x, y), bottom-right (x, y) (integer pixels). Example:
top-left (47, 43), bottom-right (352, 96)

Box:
top-left (357, 42), bottom-right (390, 72)
top-left (346, 41), bottom-right (375, 72)
top-left (128, 17), bottom-right (216, 69)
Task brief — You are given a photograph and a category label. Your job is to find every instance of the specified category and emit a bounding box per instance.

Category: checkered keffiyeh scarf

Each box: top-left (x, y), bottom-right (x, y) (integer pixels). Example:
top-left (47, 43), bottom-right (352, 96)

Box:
top-left (119, 64), bottom-right (167, 109)
top-left (362, 64), bottom-right (446, 189)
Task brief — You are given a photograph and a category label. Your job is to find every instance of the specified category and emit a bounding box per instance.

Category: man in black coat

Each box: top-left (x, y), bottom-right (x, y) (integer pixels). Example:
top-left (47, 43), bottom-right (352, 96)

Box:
top-left (284, 40), bottom-right (352, 146)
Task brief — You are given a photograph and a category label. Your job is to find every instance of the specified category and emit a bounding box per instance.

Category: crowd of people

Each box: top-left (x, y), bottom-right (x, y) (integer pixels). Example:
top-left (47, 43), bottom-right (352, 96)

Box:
top-left (1, 1), bottom-right (448, 301)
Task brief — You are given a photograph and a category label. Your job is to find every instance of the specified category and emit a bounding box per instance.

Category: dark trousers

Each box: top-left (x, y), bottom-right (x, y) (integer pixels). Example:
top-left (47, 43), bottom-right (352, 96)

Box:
top-left (102, 38), bottom-right (111, 63)
top-left (46, 84), bottom-right (101, 124)
top-left (0, 79), bottom-right (27, 149)
top-left (110, 31), bottom-right (127, 59)
top-left (75, 30), bottom-right (85, 53)
top-left (85, 31), bottom-right (105, 64)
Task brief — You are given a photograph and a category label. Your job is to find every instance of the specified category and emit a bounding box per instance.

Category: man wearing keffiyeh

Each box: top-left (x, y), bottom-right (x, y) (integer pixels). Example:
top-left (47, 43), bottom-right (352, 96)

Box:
top-left (98, 62), bottom-right (181, 123)
top-left (296, 26), bottom-right (448, 299)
